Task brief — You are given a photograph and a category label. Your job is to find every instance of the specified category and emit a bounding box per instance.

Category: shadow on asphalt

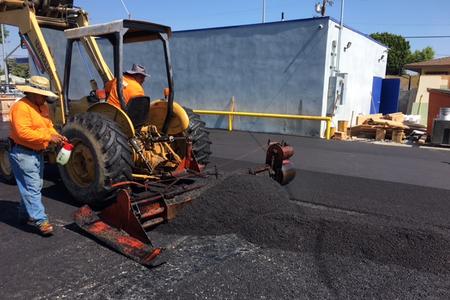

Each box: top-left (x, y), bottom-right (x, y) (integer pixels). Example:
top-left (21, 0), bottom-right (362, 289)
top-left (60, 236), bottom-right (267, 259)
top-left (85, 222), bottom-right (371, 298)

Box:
top-left (64, 222), bottom-right (89, 237)
top-left (0, 200), bottom-right (39, 234)
top-left (42, 165), bottom-right (78, 206)
top-left (41, 181), bottom-right (80, 208)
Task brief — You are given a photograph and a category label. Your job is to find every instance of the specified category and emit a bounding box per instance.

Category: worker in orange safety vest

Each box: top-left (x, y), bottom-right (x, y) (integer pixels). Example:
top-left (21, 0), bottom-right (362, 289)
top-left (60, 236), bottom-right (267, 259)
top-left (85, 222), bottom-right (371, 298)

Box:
top-left (9, 76), bottom-right (67, 236)
top-left (105, 64), bottom-right (150, 109)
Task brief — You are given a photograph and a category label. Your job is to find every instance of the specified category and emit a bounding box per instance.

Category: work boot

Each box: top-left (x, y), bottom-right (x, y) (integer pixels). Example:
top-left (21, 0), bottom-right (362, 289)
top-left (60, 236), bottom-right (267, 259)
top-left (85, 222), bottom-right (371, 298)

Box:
top-left (31, 220), bottom-right (54, 236)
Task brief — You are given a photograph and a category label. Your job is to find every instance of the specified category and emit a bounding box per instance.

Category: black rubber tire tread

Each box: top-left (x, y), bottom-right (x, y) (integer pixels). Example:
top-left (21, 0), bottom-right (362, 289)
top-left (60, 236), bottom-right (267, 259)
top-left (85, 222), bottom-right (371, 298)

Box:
top-left (183, 107), bottom-right (212, 165)
top-left (58, 112), bottom-right (133, 205)
top-left (0, 140), bottom-right (15, 184)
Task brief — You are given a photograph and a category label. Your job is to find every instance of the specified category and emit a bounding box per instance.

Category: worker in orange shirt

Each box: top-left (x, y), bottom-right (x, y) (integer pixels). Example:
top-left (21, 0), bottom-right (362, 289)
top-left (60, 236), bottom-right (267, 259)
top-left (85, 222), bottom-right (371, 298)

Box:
top-left (9, 76), bottom-right (67, 236)
top-left (106, 64), bottom-right (150, 109)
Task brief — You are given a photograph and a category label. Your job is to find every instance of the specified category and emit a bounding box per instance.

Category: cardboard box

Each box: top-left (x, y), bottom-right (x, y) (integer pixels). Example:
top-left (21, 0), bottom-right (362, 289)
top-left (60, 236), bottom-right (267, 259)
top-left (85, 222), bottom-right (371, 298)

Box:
top-left (337, 120), bottom-right (349, 133)
top-left (1, 113), bottom-right (10, 122)
top-left (392, 129), bottom-right (404, 143)
top-left (0, 100), bottom-right (15, 114)
top-left (333, 131), bottom-right (347, 141)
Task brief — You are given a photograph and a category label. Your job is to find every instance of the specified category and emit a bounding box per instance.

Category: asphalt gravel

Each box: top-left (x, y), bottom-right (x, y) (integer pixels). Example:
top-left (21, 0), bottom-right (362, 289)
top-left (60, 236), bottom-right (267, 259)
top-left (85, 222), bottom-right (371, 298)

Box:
top-left (161, 174), bottom-right (450, 276)
top-left (1, 129), bottom-right (450, 299)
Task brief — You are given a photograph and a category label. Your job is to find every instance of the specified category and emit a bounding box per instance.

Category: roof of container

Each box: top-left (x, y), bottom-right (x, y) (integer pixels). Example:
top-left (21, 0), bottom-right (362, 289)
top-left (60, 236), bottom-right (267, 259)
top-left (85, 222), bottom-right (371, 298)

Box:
top-left (174, 16), bottom-right (387, 48)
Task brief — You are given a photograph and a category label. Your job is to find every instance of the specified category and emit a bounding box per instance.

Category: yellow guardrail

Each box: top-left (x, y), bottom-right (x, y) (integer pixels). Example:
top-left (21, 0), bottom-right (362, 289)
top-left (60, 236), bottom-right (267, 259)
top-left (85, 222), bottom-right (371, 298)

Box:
top-left (193, 99), bottom-right (332, 140)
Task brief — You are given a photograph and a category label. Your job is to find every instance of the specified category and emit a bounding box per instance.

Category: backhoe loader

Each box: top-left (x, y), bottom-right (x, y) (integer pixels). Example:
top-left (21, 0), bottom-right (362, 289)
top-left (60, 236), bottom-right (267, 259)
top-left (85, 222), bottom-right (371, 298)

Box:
top-left (0, 0), bottom-right (295, 266)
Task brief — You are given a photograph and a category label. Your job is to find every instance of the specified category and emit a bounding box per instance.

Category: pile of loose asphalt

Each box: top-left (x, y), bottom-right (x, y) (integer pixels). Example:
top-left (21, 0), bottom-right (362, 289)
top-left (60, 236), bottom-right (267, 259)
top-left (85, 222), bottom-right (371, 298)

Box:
top-left (142, 173), bottom-right (449, 299)
top-left (159, 174), bottom-right (450, 274)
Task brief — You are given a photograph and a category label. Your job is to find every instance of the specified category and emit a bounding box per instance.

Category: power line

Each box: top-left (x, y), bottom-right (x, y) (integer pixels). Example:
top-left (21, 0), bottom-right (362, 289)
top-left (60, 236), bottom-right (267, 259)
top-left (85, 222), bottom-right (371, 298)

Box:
top-left (404, 35), bottom-right (450, 39)
top-left (352, 22), bottom-right (450, 27)
top-left (118, 0), bottom-right (131, 19)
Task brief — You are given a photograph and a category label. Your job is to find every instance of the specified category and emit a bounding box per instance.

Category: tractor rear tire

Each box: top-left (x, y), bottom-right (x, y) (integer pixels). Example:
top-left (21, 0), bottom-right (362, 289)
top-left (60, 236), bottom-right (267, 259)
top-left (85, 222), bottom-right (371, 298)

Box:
top-left (184, 107), bottom-right (212, 165)
top-left (0, 141), bottom-right (15, 184)
top-left (58, 112), bottom-right (133, 206)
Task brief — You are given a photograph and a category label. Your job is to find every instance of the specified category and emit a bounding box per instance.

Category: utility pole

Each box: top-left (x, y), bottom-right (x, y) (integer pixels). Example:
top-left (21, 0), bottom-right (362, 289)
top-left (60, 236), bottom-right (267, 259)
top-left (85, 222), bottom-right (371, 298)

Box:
top-left (262, 0), bottom-right (266, 23)
top-left (1, 24), bottom-right (9, 92)
top-left (335, 0), bottom-right (345, 73)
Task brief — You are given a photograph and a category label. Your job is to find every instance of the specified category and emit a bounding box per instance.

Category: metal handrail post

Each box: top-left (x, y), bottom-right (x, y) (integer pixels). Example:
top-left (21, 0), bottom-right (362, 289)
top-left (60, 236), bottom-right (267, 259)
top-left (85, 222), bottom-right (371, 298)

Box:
top-left (228, 96), bottom-right (235, 131)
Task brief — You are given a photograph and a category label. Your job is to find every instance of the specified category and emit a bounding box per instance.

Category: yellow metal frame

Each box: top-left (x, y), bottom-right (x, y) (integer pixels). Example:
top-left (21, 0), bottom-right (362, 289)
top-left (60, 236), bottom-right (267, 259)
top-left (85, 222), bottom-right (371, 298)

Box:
top-left (193, 102), bottom-right (332, 140)
top-left (132, 173), bottom-right (159, 180)
top-left (0, 6), bottom-right (65, 123)
top-left (0, 3), bottom-right (114, 125)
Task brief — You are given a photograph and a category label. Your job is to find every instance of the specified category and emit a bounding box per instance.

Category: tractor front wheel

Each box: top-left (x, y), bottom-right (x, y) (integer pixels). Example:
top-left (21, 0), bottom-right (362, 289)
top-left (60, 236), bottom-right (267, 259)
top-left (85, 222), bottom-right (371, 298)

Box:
top-left (58, 112), bottom-right (133, 206)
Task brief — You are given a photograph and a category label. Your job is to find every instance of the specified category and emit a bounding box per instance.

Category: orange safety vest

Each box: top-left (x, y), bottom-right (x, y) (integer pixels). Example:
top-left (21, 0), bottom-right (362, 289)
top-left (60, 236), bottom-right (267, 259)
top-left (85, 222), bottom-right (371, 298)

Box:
top-left (9, 97), bottom-right (59, 151)
top-left (106, 75), bottom-right (145, 109)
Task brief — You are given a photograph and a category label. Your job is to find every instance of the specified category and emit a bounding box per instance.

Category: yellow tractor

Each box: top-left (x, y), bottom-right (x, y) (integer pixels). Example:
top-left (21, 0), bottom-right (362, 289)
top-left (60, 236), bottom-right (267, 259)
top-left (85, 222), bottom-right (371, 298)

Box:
top-left (0, 1), bottom-right (212, 203)
top-left (0, 0), bottom-right (295, 266)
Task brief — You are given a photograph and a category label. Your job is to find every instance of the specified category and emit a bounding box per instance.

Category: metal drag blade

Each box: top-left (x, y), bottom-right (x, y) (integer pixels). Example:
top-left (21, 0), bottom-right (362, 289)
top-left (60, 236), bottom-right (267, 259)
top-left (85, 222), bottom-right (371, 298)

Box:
top-left (74, 205), bottom-right (162, 267)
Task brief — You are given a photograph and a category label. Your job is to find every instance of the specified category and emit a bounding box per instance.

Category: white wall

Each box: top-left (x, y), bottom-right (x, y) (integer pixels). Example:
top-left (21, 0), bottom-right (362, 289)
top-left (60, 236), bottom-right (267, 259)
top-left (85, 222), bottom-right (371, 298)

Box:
top-left (323, 20), bottom-right (387, 130)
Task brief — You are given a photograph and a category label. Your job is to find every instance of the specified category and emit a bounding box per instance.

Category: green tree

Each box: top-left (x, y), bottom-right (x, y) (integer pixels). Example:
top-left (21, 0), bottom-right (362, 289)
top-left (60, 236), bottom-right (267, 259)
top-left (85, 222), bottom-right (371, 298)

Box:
top-left (0, 26), bottom-right (10, 78)
top-left (7, 59), bottom-right (30, 78)
top-left (408, 46), bottom-right (435, 64)
top-left (370, 32), bottom-right (411, 75)
top-left (370, 32), bottom-right (435, 75)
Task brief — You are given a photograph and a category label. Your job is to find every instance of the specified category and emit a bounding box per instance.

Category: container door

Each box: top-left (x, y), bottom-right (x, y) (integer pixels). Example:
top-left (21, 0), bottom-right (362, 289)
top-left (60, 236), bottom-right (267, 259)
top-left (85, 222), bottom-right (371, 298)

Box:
top-left (380, 78), bottom-right (401, 114)
top-left (371, 77), bottom-right (383, 114)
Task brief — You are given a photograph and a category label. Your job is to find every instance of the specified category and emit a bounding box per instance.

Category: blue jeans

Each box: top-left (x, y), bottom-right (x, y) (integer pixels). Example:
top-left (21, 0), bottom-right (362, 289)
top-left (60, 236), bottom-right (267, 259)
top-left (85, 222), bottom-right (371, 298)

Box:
top-left (9, 145), bottom-right (48, 224)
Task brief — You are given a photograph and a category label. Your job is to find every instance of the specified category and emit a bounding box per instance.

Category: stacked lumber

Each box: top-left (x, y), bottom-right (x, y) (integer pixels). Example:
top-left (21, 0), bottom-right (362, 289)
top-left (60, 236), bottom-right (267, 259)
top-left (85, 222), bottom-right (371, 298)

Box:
top-left (347, 112), bottom-right (414, 143)
top-left (384, 112), bottom-right (404, 123)
top-left (332, 112), bottom-right (428, 143)
top-left (356, 113), bottom-right (382, 125)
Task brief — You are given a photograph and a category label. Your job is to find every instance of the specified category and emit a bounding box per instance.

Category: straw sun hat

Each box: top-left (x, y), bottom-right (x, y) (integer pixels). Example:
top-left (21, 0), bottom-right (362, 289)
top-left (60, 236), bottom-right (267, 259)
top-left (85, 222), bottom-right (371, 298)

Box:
top-left (16, 76), bottom-right (58, 98)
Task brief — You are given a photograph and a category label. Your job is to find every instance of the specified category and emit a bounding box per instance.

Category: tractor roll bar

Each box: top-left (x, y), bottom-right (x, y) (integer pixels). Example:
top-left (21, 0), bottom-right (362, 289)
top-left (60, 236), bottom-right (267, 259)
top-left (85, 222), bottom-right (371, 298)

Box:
top-left (160, 32), bottom-right (174, 135)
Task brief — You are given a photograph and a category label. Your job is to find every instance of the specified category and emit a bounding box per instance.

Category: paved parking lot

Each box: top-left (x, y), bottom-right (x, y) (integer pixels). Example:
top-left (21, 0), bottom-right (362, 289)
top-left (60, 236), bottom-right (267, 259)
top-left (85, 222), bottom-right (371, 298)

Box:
top-left (1, 129), bottom-right (450, 299)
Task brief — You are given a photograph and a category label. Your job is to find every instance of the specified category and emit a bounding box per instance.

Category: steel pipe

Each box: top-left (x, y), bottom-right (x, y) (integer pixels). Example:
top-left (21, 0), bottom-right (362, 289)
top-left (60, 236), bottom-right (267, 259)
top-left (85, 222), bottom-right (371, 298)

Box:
top-left (193, 109), bottom-right (332, 140)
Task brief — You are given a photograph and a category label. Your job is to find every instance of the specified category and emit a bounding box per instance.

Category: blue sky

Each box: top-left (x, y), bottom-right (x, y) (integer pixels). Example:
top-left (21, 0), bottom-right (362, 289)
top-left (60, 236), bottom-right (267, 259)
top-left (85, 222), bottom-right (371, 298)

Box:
top-left (3, 0), bottom-right (450, 58)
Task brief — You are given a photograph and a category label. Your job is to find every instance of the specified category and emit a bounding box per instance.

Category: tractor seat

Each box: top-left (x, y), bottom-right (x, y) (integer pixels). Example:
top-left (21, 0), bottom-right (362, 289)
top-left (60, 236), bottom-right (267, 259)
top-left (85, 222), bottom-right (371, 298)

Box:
top-left (125, 96), bottom-right (150, 129)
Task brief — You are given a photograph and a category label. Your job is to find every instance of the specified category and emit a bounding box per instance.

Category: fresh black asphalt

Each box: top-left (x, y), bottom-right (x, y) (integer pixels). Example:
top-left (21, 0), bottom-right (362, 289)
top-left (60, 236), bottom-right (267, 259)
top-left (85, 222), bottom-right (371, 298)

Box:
top-left (1, 129), bottom-right (449, 299)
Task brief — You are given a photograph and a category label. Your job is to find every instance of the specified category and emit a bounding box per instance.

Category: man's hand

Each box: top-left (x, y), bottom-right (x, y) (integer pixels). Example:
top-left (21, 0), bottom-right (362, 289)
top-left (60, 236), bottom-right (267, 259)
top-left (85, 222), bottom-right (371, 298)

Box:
top-left (50, 134), bottom-right (65, 145)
